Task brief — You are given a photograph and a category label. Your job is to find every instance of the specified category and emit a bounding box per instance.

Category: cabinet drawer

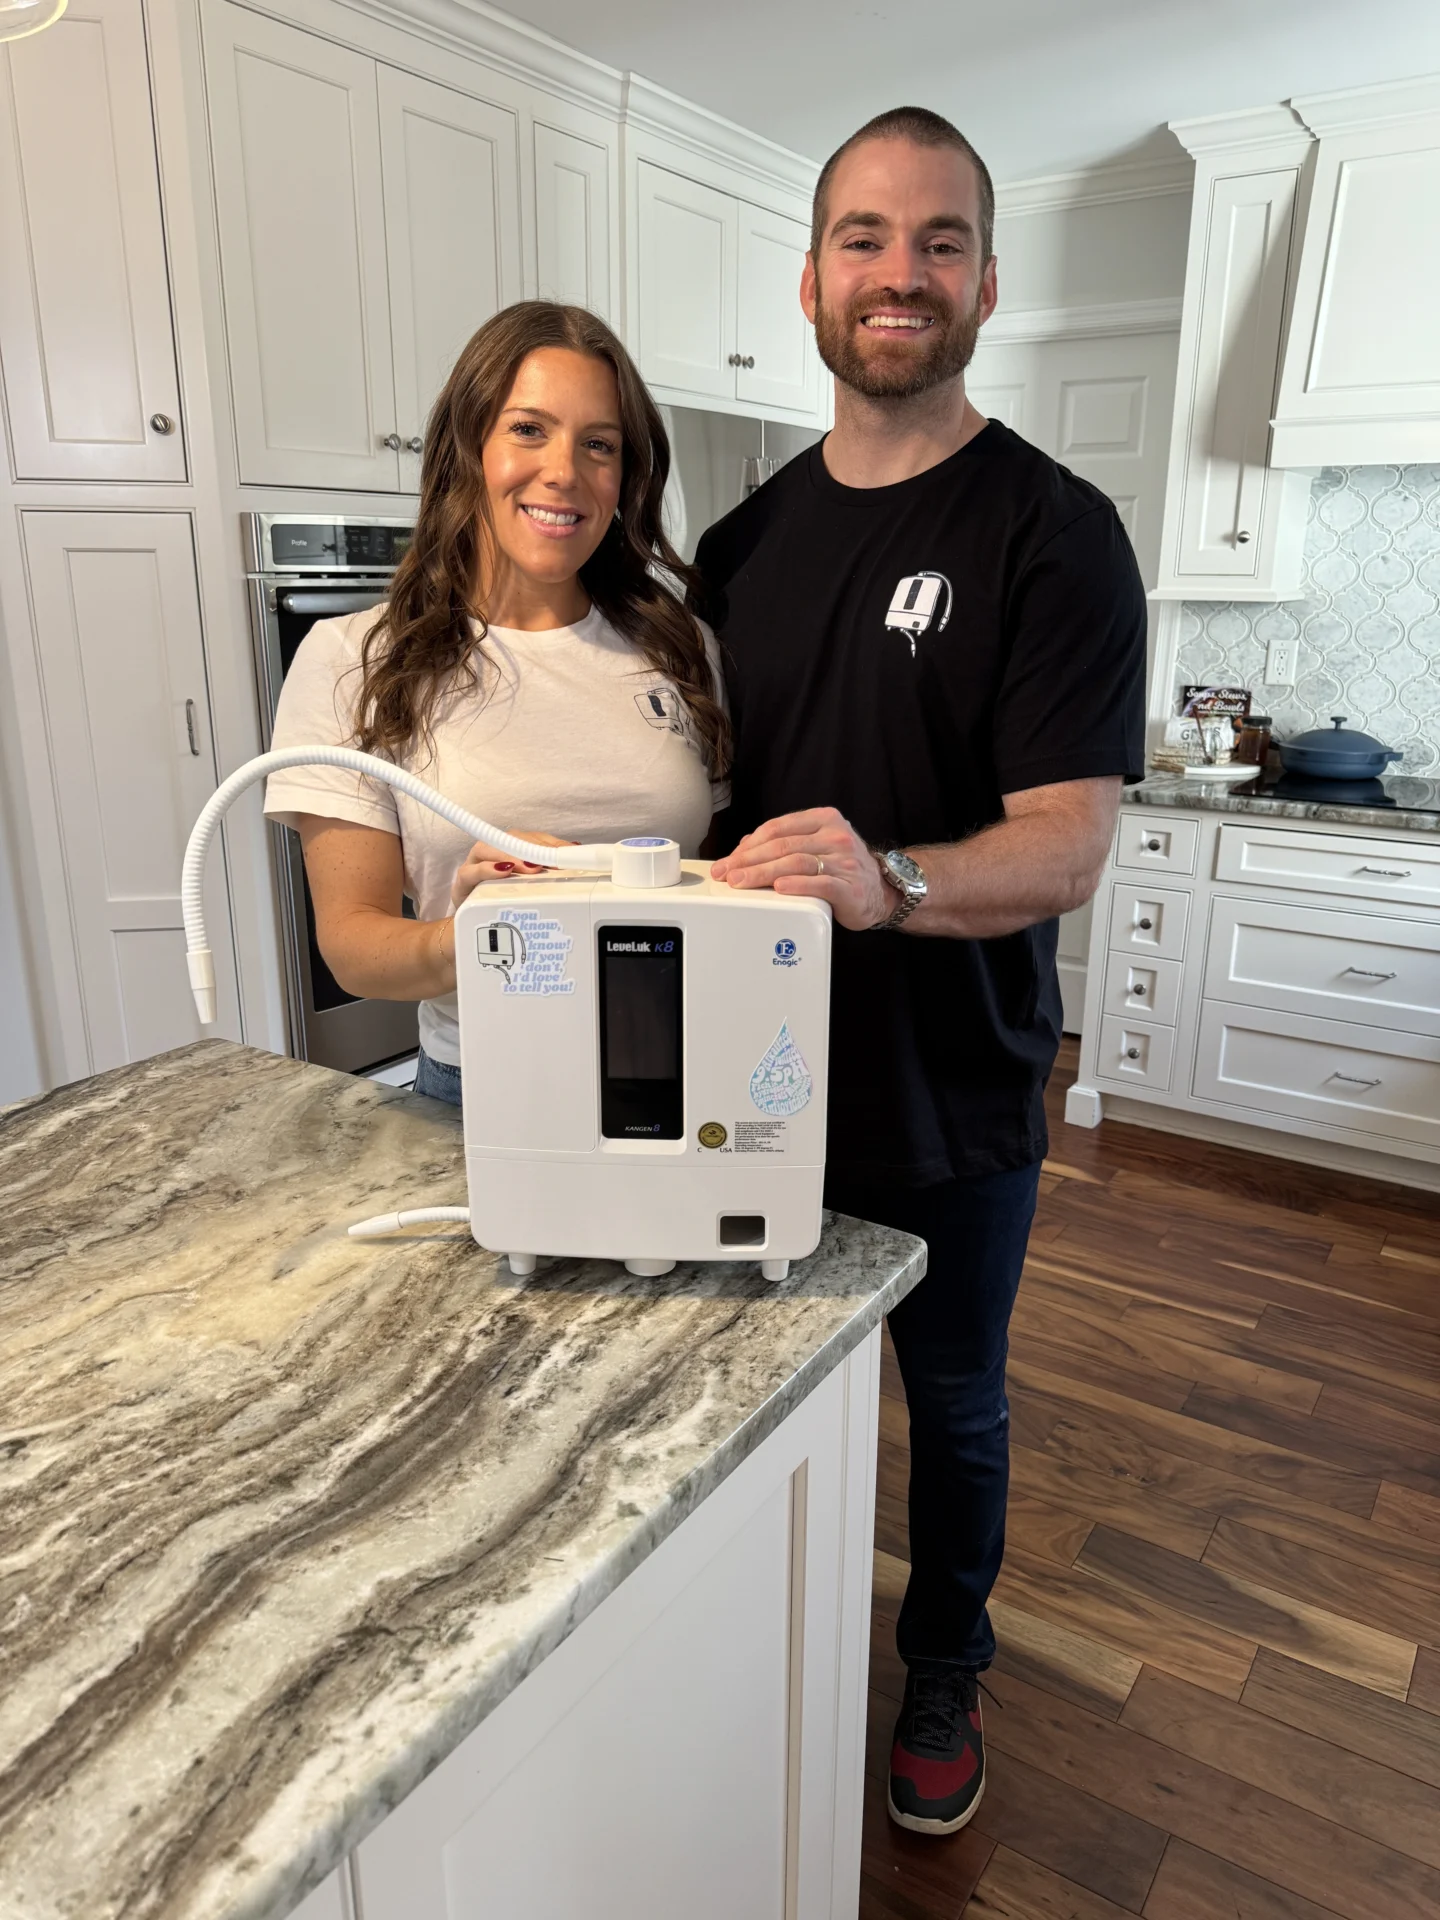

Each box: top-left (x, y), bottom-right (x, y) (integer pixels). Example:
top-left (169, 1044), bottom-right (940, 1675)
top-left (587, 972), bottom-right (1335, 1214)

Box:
top-left (1214, 823), bottom-right (1440, 911)
top-left (1193, 1002), bottom-right (1440, 1149)
top-left (1095, 1015), bottom-right (1175, 1091)
top-left (1205, 897), bottom-right (1440, 1038)
top-left (1101, 951), bottom-right (1183, 1025)
top-left (1106, 883), bottom-right (1191, 962)
top-left (1114, 812), bottom-right (1199, 876)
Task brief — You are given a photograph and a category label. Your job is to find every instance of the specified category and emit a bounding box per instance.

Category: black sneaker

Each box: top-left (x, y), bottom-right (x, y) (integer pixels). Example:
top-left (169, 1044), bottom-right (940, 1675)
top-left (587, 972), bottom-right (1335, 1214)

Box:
top-left (887, 1663), bottom-right (986, 1835)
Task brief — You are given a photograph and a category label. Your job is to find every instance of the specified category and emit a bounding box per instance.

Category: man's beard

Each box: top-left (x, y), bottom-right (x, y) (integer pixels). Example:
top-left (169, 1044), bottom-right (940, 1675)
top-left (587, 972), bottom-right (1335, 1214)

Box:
top-left (813, 280), bottom-right (982, 399)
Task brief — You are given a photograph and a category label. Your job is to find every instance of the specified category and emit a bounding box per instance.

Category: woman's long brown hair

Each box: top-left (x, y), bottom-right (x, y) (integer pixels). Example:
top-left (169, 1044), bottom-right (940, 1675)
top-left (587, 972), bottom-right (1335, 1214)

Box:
top-left (352, 302), bottom-right (728, 775)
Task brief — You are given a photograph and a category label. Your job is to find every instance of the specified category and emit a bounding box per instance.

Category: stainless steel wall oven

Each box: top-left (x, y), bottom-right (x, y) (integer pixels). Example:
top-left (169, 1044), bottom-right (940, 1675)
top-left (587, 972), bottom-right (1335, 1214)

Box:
top-left (246, 513), bottom-right (419, 1072)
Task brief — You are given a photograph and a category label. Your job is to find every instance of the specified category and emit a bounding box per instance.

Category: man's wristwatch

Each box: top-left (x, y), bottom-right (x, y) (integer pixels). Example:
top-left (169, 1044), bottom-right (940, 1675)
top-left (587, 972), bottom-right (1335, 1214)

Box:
top-left (871, 847), bottom-right (928, 929)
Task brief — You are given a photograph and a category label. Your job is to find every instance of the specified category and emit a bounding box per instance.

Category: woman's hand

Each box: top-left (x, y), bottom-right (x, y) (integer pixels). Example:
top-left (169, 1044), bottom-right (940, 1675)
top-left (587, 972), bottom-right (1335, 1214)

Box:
top-left (450, 830), bottom-right (577, 907)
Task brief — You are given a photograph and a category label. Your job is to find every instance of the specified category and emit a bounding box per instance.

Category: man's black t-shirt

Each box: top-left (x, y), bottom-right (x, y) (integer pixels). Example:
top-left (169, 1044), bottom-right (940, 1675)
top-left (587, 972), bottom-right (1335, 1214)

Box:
top-left (693, 421), bottom-right (1147, 1186)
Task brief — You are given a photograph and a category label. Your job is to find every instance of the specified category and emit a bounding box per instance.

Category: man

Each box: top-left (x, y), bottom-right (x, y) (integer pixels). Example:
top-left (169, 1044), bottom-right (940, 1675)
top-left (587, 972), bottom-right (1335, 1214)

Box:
top-left (694, 107), bottom-right (1146, 1836)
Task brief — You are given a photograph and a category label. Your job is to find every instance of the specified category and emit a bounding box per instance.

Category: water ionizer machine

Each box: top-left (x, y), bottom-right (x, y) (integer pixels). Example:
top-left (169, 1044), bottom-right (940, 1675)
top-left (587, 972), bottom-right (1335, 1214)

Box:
top-left (183, 748), bottom-right (831, 1281)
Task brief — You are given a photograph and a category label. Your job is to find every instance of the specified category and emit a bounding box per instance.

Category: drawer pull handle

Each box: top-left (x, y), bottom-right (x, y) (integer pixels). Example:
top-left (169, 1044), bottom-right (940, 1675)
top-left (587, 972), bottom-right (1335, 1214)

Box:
top-left (1145, 838), bottom-right (1163, 852)
top-left (1328, 1071), bottom-right (1382, 1091)
top-left (1357, 865), bottom-right (1412, 879)
top-left (1137, 917), bottom-right (1153, 931)
top-left (1125, 1047), bottom-right (1141, 1060)
top-left (1132, 983), bottom-right (1147, 996)
top-left (1342, 967), bottom-right (1397, 983)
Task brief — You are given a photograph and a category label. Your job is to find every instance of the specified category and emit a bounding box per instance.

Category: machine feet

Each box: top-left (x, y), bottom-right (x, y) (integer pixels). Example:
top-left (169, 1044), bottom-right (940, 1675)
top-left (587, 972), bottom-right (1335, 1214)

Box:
top-left (760, 1259), bottom-right (790, 1284)
top-left (506, 1252), bottom-right (537, 1277)
top-left (624, 1256), bottom-right (676, 1278)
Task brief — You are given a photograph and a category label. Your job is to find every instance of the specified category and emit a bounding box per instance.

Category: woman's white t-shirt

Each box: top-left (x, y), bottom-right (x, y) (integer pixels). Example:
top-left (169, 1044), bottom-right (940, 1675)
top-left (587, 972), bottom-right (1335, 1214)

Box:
top-left (264, 604), bottom-right (729, 1067)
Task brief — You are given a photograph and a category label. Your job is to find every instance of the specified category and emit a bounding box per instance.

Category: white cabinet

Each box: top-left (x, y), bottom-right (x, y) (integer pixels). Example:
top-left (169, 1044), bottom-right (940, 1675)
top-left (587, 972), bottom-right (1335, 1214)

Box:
top-left (378, 66), bottom-right (522, 490)
top-left (0, 0), bottom-right (184, 481)
top-left (203, 2), bottom-right (522, 492)
top-left (204, 5), bottom-right (397, 492)
top-left (635, 163), bottom-right (738, 401)
top-left (634, 161), bottom-right (820, 420)
top-left (735, 201), bottom-right (817, 414)
top-left (1272, 76), bottom-right (1440, 467)
top-left (19, 512), bottom-right (238, 1073)
top-left (533, 119), bottom-right (614, 318)
top-left (1152, 108), bottom-right (1314, 601)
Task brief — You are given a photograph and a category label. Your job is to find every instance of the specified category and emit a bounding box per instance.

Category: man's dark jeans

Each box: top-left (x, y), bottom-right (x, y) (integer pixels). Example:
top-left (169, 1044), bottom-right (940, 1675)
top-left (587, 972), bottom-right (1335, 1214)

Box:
top-left (826, 1160), bottom-right (1043, 1674)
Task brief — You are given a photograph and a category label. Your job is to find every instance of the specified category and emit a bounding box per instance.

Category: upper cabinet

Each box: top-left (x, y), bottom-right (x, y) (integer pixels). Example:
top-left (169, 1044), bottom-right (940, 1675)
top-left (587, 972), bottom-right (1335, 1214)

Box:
top-left (632, 164), bottom-right (820, 422)
top-left (1271, 77), bottom-right (1440, 467)
top-left (203, 2), bottom-right (522, 492)
top-left (1152, 107), bottom-right (1314, 601)
top-left (0, 0), bottom-right (185, 482)
top-left (533, 119), bottom-right (615, 320)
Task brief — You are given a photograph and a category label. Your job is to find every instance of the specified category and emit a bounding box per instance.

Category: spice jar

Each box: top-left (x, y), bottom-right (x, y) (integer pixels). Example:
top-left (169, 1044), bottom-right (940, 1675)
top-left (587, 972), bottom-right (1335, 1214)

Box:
top-left (1236, 715), bottom-right (1272, 766)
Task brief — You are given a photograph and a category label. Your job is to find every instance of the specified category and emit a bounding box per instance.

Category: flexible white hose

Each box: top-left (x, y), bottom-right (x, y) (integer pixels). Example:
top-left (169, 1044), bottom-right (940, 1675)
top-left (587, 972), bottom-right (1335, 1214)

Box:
top-left (348, 1206), bottom-right (471, 1238)
top-left (181, 745), bottom-right (617, 1024)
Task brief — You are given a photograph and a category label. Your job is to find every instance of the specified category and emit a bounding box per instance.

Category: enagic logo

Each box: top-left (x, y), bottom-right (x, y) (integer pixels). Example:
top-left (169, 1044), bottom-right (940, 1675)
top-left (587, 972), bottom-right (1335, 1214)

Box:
top-left (885, 572), bottom-right (953, 656)
top-left (773, 939), bottom-right (799, 968)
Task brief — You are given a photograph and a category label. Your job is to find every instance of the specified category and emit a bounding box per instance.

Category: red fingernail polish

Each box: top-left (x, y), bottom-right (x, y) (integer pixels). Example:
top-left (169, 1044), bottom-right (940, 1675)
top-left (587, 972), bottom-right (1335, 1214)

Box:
top-left (494, 861), bottom-right (516, 873)
top-left (522, 861), bottom-right (544, 870)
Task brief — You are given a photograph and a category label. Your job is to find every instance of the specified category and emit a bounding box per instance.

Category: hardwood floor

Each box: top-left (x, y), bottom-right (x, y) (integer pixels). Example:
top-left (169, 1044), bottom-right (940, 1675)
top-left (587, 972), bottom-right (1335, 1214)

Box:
top-left (860, 1035), bottom-right (1440, 1920)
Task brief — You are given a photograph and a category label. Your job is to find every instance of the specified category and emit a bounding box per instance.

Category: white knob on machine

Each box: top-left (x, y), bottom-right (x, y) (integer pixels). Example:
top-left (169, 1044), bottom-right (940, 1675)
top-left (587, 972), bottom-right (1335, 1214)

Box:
top-left (611, 837), bottom-right (682, 888)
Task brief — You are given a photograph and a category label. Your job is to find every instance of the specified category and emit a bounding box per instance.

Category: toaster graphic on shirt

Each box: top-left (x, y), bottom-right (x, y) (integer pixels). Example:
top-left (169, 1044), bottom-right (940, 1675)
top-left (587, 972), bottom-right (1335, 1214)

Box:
top-left (885, 572), bottom-right (953, 655)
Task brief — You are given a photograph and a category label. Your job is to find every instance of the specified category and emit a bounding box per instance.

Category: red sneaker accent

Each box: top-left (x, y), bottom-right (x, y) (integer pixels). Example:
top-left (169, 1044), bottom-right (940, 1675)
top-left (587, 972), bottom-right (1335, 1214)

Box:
top-left (890, 1739), bottom-right (979, 1801)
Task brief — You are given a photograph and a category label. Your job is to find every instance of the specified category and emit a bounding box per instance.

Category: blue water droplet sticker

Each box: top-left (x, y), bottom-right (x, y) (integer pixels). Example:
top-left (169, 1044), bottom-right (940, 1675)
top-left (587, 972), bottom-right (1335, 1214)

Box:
top-left (749, 1020), bottom-right (812, 1117)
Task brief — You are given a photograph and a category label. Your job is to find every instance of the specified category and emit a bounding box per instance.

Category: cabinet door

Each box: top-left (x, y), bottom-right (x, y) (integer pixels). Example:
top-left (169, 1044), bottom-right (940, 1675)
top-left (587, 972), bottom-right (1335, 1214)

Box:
top-left (734, 202), bottom-right (814, 414)
top-left (0, 0), bottom-right (184, 481)
top-left (534, 121), bottom-right (613, 319)
top-left (635, 162), bottom-right (737, 400)
top-left (1172, 166), bottom-right (1300, 580)
top-left (379, 66), bottom-right (522, 488)
top-left (203, 3), bottom-right (399, 490)
top-left (21, 512), bottom-right (238, 1073)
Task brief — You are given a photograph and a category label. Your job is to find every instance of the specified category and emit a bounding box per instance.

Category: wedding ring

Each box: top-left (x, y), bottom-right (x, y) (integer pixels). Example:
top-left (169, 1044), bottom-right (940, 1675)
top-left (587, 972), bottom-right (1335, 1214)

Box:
top-left (815, 856), bottom-right (826, 877)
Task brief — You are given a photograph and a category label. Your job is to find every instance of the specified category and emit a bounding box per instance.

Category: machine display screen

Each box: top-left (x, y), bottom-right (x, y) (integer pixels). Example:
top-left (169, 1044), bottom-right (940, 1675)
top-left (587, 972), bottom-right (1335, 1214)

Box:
top-left (598, 926), bottom-right (683, 1138)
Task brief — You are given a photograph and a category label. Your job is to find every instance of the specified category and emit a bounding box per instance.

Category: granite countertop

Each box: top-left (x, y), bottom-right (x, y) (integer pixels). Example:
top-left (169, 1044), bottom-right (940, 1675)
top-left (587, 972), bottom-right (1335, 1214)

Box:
top-left (1125, 772), bottom-right (1440, 836)
top-left (0, 1042), bottom-right (925, 1920)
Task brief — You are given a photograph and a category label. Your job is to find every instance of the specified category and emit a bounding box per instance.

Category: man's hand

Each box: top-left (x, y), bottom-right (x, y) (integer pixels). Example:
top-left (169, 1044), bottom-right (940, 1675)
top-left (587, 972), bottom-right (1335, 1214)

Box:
top-left (710, 807), bottom-right (892, 931)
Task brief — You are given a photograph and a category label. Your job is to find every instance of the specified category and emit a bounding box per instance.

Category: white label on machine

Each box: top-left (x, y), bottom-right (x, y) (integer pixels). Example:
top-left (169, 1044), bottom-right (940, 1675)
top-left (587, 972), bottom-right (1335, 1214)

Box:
top-left (494, 909), bottom-right (575, 996)
top-left (749, 1021), bottom-right (812, 1116)
top-left (735, 1120), bottom-right (787, 1154)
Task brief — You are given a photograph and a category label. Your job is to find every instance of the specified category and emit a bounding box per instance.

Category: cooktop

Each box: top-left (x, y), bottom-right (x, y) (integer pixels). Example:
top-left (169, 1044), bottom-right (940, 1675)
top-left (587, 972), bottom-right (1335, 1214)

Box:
top-left (1240, 769), bottom-right (1440, 814)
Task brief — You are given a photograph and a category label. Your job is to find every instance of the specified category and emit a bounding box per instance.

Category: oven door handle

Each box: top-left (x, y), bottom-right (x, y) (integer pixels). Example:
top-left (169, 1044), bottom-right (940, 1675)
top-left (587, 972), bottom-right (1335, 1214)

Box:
top-left (278, 590), bottom-right (385, 616)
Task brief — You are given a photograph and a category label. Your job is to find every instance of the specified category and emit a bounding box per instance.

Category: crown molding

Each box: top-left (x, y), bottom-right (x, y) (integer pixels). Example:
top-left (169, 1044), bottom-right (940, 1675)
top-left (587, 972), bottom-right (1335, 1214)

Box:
top-left (995, 155), bottom-right (1192, 219)
top-left (621, 74), bottom-right (820, 197)
top-left (1168, 102), bottom-right (1310, 158)
top-left (1291, 71), bottom-right (1440, 137)
top-left (982, 295), bottom-right (1183, 346)
top-left (332, 0), bottom-right (625, 115)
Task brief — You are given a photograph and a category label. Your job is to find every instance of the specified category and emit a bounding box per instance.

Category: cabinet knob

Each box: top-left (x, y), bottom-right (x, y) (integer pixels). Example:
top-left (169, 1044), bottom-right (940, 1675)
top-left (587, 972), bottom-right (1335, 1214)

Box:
top-left (742, 355), bottom-right (755, 370)
top-left (1235, 529), bottom-right (1252, 545)
top-left (1132, 982), bottom-right (1147, 996)
top-left (149, 412), bottom-right (176, 435)
top-left (727, 353), bottom-right (743, 367)
top-left (1145, 838), bottom-right (1162, 851)
top-left (1138, 917), bottom-right (1153, 931)
top-left (406, 435), bottom-right (424, 454)
top-left (1125, 1047), bottom-right (1141, 1060)
top-left (382, 432), bottom-right (403, 451)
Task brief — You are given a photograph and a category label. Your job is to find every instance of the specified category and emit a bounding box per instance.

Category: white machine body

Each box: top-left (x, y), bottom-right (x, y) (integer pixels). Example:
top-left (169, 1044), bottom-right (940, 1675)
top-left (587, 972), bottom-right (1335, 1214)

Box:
top-left (456, 864), bottom-right (831, 1269)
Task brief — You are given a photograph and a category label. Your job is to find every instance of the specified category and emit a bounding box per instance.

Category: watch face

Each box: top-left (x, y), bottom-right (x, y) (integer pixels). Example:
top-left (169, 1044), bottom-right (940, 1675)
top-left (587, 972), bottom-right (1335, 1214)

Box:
top-left (885, 850), bottom-right (926, 893)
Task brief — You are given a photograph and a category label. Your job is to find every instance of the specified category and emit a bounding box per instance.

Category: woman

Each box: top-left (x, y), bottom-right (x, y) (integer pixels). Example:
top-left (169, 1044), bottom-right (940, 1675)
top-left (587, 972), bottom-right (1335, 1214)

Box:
top-left (265, 302), bottom-right (729, 1105)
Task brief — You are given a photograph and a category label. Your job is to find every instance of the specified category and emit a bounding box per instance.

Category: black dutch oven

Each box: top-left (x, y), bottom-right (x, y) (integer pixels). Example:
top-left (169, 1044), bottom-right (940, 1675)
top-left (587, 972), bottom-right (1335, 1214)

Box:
top-left (1278, 716), bottom-right (1402, 781)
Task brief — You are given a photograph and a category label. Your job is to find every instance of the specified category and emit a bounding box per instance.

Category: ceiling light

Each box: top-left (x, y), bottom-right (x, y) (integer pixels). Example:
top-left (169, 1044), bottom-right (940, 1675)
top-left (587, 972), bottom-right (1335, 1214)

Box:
top-left (0, 0), bottom-right (67, 43)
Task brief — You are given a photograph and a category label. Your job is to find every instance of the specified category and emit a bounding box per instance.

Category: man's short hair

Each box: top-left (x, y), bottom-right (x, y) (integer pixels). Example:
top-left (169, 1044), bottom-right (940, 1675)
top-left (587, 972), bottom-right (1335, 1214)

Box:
top-left (810, 107), bottom-right (995, 264)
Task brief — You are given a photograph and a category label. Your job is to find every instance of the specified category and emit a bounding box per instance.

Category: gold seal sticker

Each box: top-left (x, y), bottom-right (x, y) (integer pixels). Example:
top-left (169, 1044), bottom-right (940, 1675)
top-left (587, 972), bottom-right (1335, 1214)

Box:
top-left (698, 1121), bottom-right (727, 1150)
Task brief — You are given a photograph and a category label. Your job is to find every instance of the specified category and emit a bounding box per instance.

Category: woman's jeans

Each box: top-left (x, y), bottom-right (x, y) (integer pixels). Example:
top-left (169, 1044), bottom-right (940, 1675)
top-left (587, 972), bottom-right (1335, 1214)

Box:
top-left (825, 1161), bottom-right (1043, 1674)
top-left (412, 1048), bottom-right (462, 1105)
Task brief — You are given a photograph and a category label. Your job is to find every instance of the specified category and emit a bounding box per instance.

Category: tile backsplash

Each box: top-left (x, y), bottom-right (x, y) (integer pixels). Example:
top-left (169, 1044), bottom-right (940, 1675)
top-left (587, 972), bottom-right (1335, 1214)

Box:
top-left (1175, 465), bottom-right (1440, 775)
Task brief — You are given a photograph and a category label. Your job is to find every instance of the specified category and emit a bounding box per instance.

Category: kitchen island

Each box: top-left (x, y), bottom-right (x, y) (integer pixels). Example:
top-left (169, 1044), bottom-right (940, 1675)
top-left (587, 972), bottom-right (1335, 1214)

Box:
top-left (0, 1043), bottom-right (924, 1920)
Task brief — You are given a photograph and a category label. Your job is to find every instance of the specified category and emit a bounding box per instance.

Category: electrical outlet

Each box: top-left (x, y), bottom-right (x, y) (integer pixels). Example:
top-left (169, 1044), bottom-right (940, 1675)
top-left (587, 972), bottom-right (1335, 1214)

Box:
top-left (1265, 637), bottom-right (1298, 686)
